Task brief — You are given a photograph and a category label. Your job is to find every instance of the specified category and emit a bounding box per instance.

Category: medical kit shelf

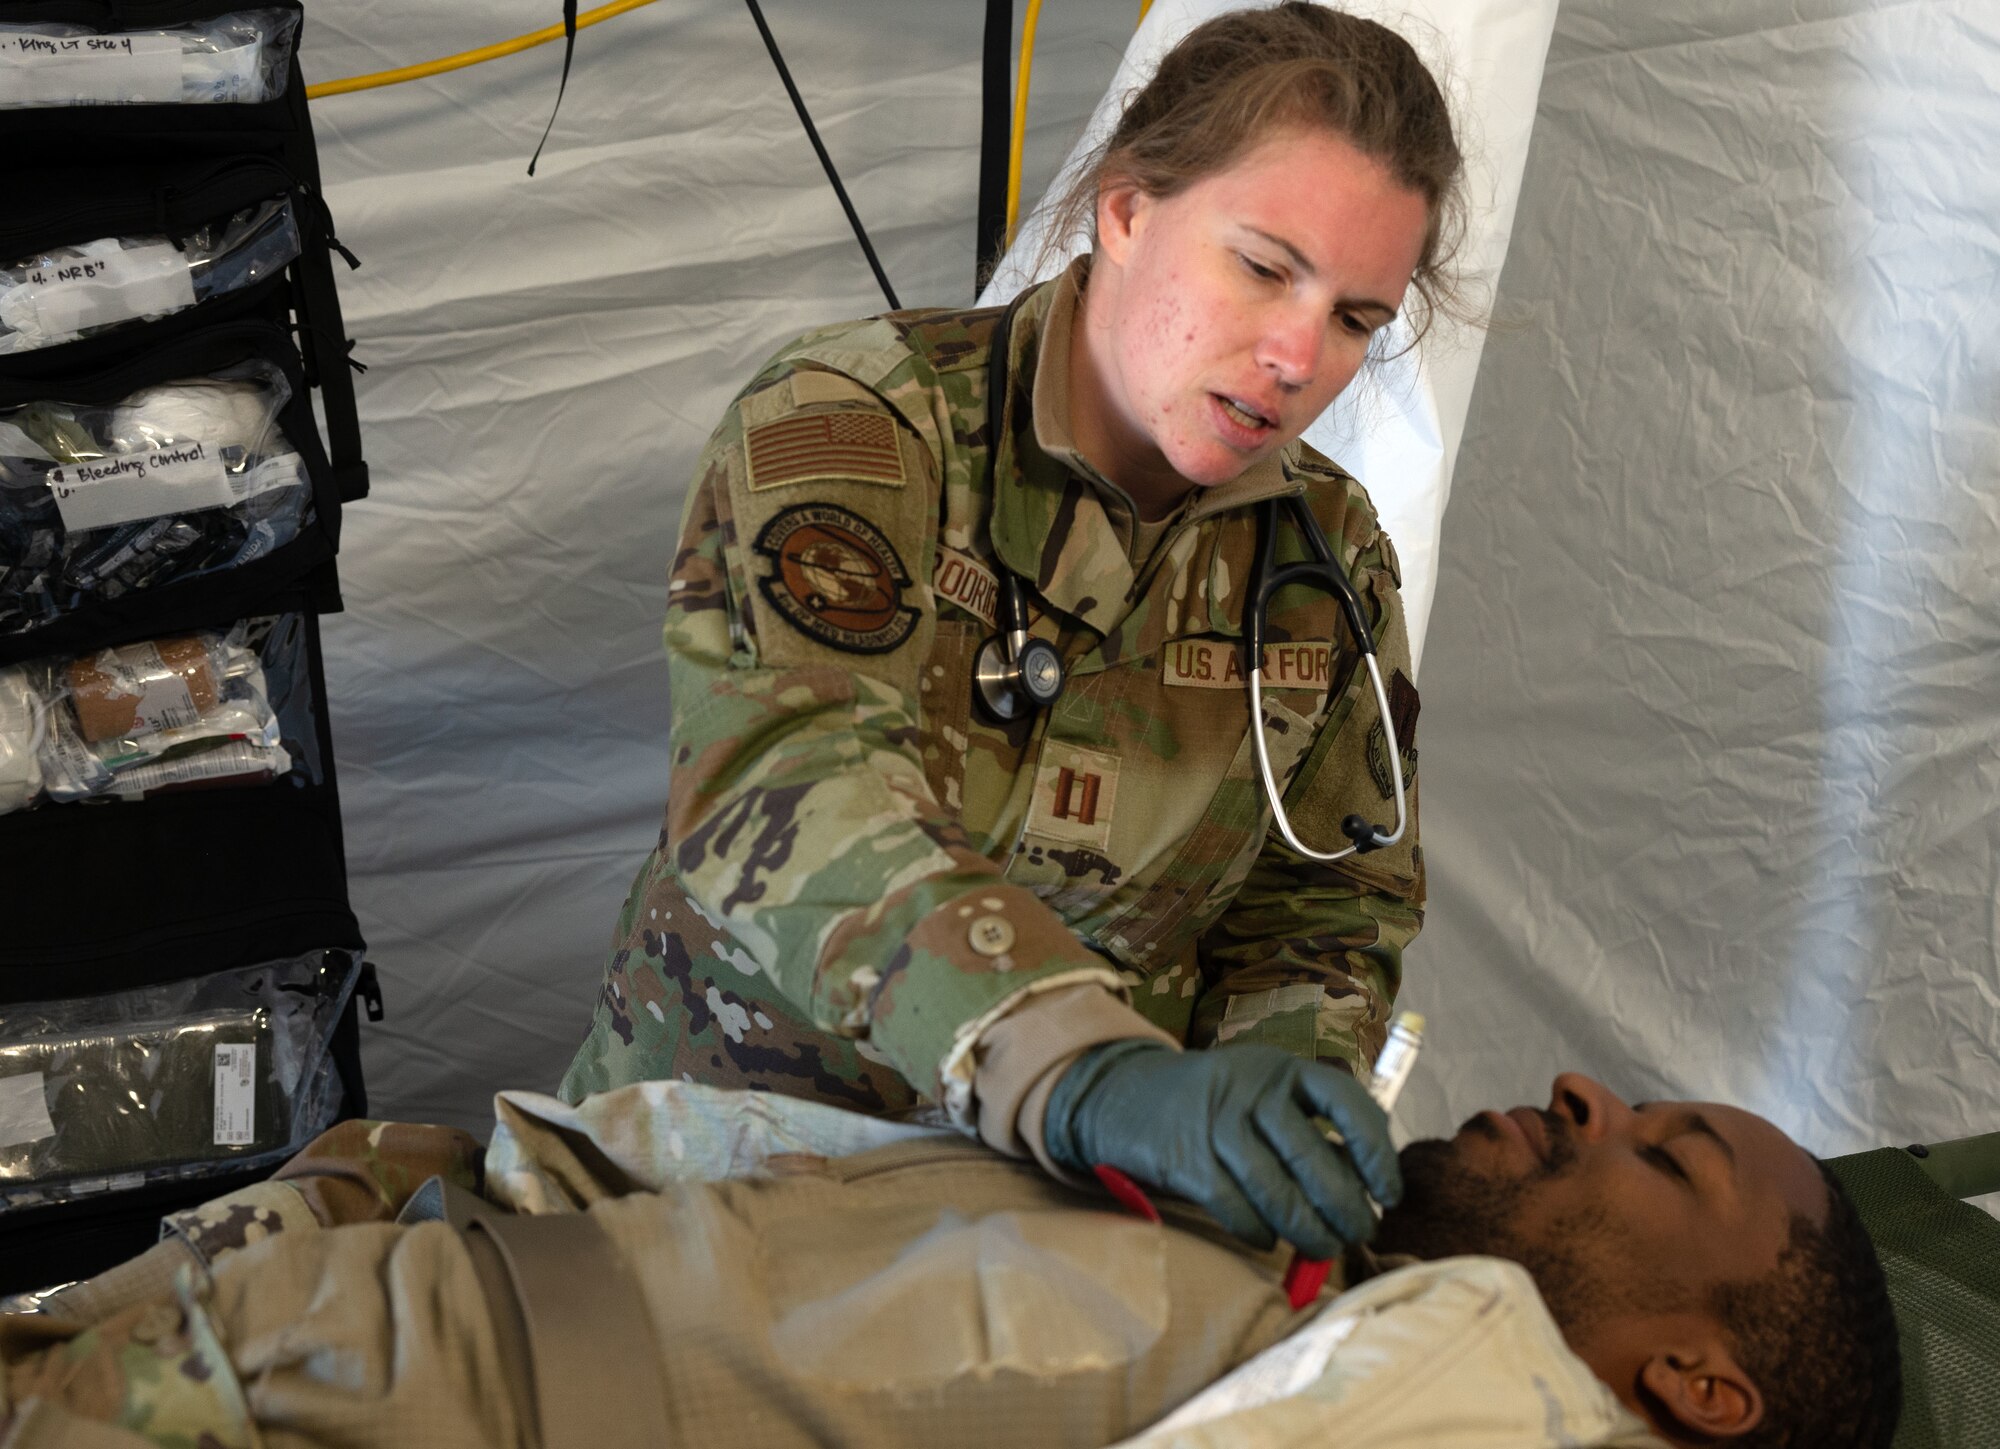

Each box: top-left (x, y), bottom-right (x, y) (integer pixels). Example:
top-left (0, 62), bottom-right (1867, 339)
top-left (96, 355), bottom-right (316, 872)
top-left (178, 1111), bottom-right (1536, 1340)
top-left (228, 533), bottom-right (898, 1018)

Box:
top-left (0, 0), bottom-right (377, 1294)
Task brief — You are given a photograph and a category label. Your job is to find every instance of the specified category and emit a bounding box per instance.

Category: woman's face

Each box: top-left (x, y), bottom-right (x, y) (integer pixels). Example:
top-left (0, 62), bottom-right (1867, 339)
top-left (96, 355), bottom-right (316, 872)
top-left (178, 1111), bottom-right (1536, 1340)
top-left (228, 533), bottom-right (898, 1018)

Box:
top-left (1076, 126), bottom-right (1432, 506)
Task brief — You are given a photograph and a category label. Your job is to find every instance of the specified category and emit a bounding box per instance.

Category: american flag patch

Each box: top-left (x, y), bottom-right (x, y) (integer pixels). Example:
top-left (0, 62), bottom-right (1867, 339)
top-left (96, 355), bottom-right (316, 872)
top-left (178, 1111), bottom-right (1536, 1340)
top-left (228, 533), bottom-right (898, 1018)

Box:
top-left (745, 410), bottom-right (907, 492)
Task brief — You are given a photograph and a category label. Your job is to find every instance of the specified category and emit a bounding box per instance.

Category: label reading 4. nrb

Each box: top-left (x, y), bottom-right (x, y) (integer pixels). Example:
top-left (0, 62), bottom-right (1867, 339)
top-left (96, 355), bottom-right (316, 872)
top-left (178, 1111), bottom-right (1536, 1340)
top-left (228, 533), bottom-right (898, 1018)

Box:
top-left (212, 1043), bottom-right (256, 1146)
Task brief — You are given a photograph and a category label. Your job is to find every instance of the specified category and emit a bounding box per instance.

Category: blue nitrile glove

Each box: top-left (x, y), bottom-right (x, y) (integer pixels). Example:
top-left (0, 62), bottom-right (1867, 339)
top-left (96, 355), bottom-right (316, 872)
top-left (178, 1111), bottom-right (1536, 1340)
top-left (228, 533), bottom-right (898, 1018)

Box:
top-left (1043, 1039), bottom-right (1400, 1259)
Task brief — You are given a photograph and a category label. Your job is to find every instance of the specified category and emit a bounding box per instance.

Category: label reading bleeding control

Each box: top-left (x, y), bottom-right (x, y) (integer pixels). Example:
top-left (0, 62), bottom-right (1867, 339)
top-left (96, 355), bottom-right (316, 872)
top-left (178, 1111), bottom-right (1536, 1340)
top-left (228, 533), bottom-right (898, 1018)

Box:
top-left (47, 441), bottom-right (237, 532)
top-left (212, 1043), bottom-right (256, 1146)
top-left (0, 30), bottom-right (182, 105)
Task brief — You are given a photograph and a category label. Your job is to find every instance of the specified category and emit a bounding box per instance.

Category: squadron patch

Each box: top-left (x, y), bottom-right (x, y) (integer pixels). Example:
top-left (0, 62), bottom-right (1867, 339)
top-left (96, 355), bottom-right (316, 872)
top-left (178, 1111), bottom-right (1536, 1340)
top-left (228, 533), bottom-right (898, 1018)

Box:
top-left (754, 504), bottom-right (919, 654)
top-left (1366, 667), bottom-right (1421, 799)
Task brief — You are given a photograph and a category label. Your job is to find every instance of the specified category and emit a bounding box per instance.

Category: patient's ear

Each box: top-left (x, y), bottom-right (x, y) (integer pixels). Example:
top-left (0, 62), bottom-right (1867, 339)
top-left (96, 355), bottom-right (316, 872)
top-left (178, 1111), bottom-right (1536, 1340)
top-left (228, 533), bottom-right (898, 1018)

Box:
top-left (1639, 1337), bottom-right (1764, 1440)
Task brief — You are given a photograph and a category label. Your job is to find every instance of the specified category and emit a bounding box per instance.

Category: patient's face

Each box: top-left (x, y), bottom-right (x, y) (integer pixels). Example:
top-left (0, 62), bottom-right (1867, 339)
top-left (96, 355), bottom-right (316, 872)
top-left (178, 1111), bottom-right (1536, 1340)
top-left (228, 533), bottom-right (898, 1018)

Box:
top-left (1374, 1073), bottom-right (1828, 1337)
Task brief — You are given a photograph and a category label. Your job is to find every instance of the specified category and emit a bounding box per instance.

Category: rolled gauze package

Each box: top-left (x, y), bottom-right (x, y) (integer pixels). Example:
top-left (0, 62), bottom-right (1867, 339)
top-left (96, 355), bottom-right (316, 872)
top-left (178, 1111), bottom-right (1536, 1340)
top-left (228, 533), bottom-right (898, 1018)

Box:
top-left (66, 635), bottom-right (222, 742)
top-left (0, 666), bottom-right (45, 813)
top-left (105, 378), bottom-right (272, 458)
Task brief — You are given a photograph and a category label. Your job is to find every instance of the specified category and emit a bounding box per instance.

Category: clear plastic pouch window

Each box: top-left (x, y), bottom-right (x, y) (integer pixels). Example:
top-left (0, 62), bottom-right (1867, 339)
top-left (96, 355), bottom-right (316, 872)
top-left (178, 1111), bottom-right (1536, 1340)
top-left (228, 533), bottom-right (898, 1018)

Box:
top-left (0, 197), bottom-right (301, 356)
top-left (0, 9), bottom-right (299, 108)
top-left (0, 948), bottom-right (359, 1212)
top-left (0, 611), bottom-right (322, 815)
top-left (0, 359), bottom-right (312, 635)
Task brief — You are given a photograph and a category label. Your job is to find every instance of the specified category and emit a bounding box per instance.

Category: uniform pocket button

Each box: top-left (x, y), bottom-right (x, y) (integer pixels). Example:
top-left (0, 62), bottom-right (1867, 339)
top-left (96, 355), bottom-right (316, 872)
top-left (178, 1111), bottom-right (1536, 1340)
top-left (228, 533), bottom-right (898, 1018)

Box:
top-left (968, 915), bottom-right (1016, 957)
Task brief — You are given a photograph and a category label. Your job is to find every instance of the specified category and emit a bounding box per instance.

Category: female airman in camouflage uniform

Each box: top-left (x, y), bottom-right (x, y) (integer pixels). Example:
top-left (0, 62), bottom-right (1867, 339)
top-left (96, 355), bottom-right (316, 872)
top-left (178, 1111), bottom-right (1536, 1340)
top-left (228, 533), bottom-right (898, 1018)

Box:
top-left (562, 3), bottom-right (1467, 1258)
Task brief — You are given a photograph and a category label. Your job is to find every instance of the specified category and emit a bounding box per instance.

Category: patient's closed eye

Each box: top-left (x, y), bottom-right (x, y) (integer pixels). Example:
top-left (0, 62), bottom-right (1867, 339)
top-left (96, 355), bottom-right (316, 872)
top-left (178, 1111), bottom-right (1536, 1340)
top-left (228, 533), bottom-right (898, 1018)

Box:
top-left (1645, 1145), bottom-right (1691, 1184)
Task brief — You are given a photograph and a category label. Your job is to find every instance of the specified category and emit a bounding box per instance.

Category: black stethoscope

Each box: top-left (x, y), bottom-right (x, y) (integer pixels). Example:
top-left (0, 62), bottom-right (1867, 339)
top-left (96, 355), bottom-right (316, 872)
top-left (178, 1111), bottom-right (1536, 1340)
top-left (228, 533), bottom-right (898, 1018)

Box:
top-left (970, 294), bottom-right (1407, 860)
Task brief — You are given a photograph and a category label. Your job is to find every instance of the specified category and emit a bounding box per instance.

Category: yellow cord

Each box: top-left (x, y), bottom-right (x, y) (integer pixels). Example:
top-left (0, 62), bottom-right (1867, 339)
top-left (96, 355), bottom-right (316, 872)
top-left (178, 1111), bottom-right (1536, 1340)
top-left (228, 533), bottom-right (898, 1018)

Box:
top-left (1003, 0), bottom-right (1045, 245)
top-left (1138, 0), bottom-right (1155, 21)
top-left (304, 0), bottom-right (661, 100)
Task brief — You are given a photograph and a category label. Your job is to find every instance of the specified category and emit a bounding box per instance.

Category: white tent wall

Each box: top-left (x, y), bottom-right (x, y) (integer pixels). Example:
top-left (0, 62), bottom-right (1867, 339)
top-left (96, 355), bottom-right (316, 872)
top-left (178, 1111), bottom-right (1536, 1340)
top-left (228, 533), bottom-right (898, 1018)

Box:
top-left (1407, 0), bottom-right (2000, 1194)
top-left (305, 0), bottom-right (1141, 1132)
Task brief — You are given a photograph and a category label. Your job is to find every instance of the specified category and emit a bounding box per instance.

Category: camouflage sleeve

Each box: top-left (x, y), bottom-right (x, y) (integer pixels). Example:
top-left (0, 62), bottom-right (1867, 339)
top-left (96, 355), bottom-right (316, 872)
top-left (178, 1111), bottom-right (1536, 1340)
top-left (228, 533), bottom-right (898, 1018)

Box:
top-left (1190, 519), bottom-right (1425, 1076)
top-left (664, 363), bottom-right (1122, 1118)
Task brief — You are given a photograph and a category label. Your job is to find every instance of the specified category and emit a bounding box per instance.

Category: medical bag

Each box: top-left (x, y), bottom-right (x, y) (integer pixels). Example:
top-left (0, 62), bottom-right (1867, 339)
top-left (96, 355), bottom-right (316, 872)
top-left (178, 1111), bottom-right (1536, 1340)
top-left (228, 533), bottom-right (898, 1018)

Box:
top-left (0, 0), bottom-right (378, 1294)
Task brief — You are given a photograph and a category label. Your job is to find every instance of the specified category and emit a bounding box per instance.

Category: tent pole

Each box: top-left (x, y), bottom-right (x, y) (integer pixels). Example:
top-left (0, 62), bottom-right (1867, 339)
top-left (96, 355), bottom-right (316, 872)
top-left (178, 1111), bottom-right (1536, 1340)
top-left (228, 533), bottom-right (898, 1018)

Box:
top-left (976, 0), bottom-right (1014, 295)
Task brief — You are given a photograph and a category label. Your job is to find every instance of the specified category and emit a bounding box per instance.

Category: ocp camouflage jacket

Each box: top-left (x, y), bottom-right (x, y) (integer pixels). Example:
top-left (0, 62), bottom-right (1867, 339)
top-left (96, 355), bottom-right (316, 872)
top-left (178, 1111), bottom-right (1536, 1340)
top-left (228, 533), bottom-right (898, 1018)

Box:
top-left (560, 264), bottom-right (1424, 1132)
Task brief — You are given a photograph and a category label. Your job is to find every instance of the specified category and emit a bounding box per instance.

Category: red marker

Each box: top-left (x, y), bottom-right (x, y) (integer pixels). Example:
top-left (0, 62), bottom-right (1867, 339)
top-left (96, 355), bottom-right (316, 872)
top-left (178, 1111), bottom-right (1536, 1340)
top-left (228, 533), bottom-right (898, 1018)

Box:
top-left (1284, 1011), bottom-right (1427, 1309)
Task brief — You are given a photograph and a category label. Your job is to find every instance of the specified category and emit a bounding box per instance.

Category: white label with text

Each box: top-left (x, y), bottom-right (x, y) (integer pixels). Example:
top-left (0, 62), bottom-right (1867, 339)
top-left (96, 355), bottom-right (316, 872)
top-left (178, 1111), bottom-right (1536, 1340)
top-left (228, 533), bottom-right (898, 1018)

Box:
top-left (24, 240), bottom-right (195, 337)
top-left (47, 442), bottom-right (237, 531)
top-left (0, 31), bottom-right (182, 105)
top-left (212, 1044), bottom-right (256, 1146)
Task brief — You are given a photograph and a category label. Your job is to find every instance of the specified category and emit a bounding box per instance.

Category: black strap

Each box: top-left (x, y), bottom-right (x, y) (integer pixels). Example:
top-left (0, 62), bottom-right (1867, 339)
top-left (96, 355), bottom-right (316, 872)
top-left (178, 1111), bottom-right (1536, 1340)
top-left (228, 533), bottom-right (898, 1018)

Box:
top-left (528, 0), bottom-right (580, 177)
top-left (975, 0), bottom-right (1014, 293)
top-left (744, 0), bottom-right (901, 311)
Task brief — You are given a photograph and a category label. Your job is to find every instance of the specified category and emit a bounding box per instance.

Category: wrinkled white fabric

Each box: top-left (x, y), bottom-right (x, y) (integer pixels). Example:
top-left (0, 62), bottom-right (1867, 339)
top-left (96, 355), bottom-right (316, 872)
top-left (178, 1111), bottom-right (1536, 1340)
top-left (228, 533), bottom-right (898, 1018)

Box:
top-left (1405, 0), bottom-right (2000, 1189)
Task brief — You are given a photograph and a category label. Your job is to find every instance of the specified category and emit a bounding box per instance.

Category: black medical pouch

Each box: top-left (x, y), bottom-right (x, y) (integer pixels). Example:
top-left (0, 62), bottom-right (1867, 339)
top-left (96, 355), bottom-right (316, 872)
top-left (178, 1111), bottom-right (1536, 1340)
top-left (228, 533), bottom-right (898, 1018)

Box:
top-left (0, 314), bottom-right (342, 660)
top-left (0, 0), bottom-right (379, 1294)
top-left (0, 154), bottom-right (348, 376)
top-left (0, 0), bottom-right (365, 505)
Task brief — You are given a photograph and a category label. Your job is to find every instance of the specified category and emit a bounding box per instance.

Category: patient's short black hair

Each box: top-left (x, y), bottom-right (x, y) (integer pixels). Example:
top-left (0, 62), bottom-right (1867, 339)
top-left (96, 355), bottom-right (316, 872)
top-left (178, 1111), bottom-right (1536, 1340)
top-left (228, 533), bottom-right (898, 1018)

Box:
top-left (1708, 1162), bottom-right (1901, 1449)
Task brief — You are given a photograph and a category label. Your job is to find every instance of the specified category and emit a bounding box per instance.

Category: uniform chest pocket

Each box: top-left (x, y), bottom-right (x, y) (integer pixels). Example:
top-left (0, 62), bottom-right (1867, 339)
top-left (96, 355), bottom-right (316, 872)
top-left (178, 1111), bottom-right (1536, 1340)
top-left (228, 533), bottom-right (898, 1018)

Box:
top-left (917, 616), bottom-right (1040, 857)
top-left (915, 617), bottom-right (980, 819)
top-left (1009, 652), bottom-right (1328, 967)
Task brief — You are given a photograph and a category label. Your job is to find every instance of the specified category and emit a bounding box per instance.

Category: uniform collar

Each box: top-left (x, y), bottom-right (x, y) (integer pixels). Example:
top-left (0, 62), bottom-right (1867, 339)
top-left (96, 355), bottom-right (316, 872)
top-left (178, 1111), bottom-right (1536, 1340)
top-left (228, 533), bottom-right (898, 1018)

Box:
top-left (989, 258), bottom-right (1303, 637)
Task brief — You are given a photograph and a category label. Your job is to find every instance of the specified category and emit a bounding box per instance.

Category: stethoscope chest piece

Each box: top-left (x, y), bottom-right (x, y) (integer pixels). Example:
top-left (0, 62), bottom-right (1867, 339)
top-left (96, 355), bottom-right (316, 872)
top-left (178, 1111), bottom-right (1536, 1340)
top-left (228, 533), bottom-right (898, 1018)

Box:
top-left (974, 629), bottom-right (1065, 722)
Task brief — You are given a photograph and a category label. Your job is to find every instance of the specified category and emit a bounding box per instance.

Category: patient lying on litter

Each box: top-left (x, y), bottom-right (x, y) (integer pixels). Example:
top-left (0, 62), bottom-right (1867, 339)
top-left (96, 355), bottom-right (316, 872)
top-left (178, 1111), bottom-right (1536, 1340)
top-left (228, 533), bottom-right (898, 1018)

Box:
top-left (0, 1071), bottom-right (1900, 1449)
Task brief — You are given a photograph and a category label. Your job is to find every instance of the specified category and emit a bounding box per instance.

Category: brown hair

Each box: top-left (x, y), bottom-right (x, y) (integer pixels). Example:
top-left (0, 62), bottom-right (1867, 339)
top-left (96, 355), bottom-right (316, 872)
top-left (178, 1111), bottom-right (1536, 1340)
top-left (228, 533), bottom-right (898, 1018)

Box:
top-left (1041, 2), bottom-right (1471, 346)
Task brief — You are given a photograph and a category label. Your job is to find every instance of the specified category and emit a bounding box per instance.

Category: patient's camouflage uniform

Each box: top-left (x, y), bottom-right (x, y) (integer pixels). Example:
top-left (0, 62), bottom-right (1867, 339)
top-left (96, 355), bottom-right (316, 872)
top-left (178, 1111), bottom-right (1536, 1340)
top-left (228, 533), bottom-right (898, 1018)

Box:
top-left (0, 1091), bottom-right (1666, 1449)
top-left (560, 262), bottom-right (1424, 1124)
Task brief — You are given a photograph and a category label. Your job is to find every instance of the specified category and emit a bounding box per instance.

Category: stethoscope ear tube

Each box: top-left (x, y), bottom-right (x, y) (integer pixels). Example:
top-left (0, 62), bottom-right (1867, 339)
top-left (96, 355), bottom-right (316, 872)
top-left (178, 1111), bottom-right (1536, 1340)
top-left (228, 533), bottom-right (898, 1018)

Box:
top-left (1248, 497), bottom-right (1408, 860)
top-left (972, 292), bottom-right (1069, 724)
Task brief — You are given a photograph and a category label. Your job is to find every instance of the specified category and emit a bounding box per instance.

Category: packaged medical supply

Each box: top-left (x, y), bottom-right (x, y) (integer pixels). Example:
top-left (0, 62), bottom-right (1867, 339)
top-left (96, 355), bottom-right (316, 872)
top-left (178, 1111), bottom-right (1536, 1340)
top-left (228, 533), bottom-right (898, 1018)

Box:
top-left (0, 196), bottom-right (302, 356)
top-left (0, 359), bottom-right (311, 636)
top-left (0, 616), bottom-right (307, 814)
top-left (0, 665), bottom-right (41, 812)
top-left (0, 9), bottom-right (300, 108)
top-left (0, 948), bottom-right (360, 1212)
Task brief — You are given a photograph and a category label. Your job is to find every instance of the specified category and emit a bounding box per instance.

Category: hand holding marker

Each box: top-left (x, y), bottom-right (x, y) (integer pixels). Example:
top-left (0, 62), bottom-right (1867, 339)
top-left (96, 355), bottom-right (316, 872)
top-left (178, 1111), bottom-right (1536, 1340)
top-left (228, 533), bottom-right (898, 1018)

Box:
top-left (1088, 1011), bottom-right (1426, 1310)
top-left (1280, 1010), bottom-right (1425, 1307)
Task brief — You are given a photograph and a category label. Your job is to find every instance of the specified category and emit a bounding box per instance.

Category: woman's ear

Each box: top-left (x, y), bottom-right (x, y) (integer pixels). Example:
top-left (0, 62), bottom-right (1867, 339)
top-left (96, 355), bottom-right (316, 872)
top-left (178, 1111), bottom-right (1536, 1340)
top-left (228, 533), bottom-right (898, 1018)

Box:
top-left (1639, 1342), bottom-right (1765, 1440)
top-left (1094, 179), bottom-right (1150, 266)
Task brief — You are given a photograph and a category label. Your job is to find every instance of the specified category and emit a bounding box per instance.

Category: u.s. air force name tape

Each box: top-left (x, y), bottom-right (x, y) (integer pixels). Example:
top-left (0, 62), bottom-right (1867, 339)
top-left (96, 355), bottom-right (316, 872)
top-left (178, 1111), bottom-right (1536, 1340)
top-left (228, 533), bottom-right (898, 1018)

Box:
top-left (1161, 639), bottom-right (1333, 690)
